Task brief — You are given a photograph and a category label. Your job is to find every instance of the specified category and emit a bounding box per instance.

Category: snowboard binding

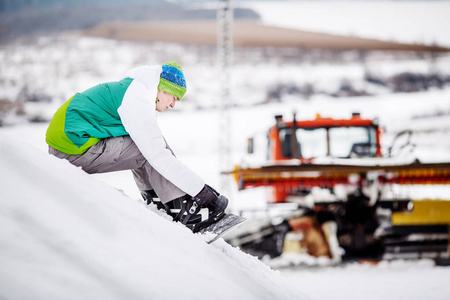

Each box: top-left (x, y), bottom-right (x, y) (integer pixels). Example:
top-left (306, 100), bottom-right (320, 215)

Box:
top-left (166, 194), bottom-right (228, 233)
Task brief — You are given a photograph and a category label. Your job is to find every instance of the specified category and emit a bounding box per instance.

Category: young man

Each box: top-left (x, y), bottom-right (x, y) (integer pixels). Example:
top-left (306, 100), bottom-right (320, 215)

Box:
top-left (46, 62), bottom-right (227, 232)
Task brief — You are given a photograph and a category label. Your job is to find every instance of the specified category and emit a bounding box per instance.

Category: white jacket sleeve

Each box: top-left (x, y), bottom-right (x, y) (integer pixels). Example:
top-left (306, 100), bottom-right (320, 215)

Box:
top-left (117, 65), bottom-right (205, 196)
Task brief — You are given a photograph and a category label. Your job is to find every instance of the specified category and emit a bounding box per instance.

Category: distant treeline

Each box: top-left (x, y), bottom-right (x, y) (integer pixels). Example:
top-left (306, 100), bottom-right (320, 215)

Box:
top-left (0, 0), bottom-right (259, 43)
top-left (0, 0), bottom-right (165, 13)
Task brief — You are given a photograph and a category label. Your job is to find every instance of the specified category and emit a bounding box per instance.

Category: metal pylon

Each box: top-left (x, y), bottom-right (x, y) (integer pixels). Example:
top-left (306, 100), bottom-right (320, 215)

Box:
top-left (217, 0), bottom-right (233, 193)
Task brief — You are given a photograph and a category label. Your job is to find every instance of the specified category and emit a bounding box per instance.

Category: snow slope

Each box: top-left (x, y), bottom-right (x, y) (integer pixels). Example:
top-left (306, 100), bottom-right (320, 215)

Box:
top-left (1, 93), bottom-right (450, 300)
top-left (0, 135), bottom-right (302, 300)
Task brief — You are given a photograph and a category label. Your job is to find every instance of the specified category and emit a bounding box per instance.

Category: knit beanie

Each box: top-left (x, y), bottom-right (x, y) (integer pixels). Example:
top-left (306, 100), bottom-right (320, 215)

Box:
top-left (158, 61), bottom-right (187, 100)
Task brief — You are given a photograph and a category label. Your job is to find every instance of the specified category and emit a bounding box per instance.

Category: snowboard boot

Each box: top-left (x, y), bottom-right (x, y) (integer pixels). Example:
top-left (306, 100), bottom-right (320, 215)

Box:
top-left (141, 190), bottom-right (167, 212)
top-left (165, 185), bottom-right (228, 233)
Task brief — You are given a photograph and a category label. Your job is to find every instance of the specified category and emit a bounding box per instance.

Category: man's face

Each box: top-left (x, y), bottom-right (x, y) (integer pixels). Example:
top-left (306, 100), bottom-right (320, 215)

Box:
top-left (156, 90), bottom-right (178, 112)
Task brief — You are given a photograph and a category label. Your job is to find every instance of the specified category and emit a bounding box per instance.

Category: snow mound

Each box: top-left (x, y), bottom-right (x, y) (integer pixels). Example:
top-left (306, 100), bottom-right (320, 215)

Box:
top-left (0, 134), bottom-right (302, 300)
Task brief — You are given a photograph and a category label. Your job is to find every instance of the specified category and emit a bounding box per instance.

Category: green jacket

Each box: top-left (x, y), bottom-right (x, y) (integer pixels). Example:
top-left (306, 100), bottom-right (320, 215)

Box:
top-left (46, 78), bottom-right (133, 154)
top-left (46, 65), bottom-right (205, 197)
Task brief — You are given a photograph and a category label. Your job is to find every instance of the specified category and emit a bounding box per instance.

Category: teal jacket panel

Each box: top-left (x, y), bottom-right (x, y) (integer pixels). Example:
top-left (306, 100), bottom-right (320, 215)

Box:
top-left (46, 78), bottom-right (133, 154)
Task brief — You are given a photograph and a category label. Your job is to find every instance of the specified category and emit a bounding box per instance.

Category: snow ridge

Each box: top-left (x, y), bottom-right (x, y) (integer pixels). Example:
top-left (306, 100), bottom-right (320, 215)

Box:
top-left (0, 134), bottom-right (301, 300)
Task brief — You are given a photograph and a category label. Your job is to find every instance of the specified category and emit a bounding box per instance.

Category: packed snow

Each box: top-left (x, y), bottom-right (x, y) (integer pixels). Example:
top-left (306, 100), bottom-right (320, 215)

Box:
top-left (2, 91), bottom-right (450, 299)
top-left (0, 134), bottom-right (303, 300)
top-left (1, 0), bottom-right (450, 299)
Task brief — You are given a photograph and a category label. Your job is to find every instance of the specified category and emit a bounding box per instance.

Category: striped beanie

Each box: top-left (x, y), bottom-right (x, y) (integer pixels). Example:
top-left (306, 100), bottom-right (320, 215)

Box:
top-left (158, 61), bottom-right (187, 100)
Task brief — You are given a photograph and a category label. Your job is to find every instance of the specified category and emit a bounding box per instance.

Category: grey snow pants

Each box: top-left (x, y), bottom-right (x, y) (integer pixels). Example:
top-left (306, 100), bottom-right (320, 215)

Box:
top-left (48, 135), bottom-right (186, 203)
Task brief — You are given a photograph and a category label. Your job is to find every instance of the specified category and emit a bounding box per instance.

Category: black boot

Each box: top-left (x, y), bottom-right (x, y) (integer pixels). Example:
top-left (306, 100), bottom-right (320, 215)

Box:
top-left (193, 185), bottom-right (228, 222)
top-left (165, 185), bottom-right (228, 233)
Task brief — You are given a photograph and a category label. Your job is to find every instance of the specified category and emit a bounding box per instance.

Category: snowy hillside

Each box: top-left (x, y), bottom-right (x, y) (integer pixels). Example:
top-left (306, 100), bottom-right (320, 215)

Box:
top-left (1, 101), bottom-right (450, 299)
top-left (0, 135), bottom-right (302, 300)
top-left (240, 0), bottom-right (450, 47)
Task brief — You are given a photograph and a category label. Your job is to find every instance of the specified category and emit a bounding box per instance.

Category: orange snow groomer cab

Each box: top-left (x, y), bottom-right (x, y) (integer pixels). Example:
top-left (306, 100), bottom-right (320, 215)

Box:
top-left (266, 113), bottom-right (382, 202)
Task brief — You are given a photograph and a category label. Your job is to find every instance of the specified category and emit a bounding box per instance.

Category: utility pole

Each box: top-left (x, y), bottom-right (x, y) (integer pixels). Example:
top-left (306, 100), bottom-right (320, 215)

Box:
top-left (217, 0), bottom-right (233, 193)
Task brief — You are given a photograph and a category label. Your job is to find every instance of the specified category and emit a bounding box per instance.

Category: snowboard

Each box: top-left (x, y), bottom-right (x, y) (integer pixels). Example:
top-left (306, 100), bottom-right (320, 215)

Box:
top-left (200, 213), bottom-right (246, 244)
